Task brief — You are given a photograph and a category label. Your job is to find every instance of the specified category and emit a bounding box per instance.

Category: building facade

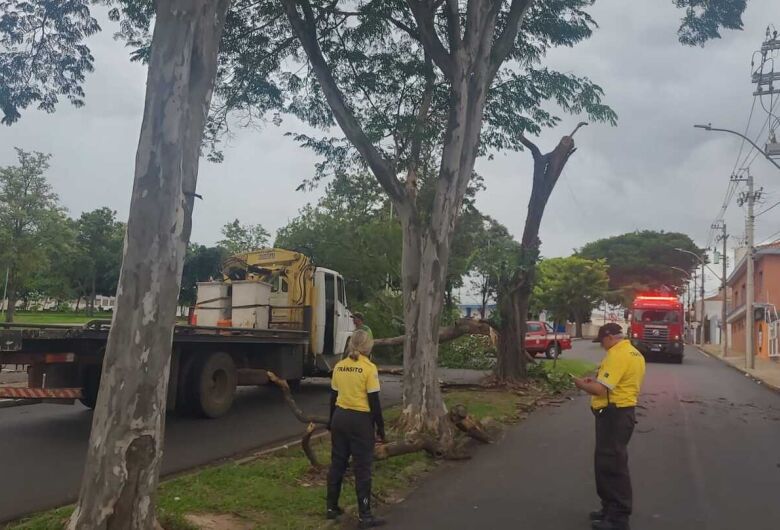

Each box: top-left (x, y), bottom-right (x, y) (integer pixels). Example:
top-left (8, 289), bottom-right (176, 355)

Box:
top-left (726, 243), bottom-right (780, 358)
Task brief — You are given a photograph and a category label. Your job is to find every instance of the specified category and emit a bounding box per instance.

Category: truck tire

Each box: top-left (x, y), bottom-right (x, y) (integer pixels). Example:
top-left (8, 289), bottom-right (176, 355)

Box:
top-left (545, 344), bottom-right (560, 360)
top-left (80, 365), bottom-right (101, 409)
top-left (190, 352), bottom-right (237, 419)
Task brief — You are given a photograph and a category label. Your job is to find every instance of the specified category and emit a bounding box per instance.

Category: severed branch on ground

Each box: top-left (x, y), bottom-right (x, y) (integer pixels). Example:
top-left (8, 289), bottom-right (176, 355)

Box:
top-left (265, 370), bottom-right (493, 469)
top-left (374, 318), bottom-right (496, 348)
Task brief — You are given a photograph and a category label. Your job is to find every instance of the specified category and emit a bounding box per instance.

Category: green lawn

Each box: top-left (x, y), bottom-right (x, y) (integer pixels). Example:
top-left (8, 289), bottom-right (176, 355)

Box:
top-left (7, 312), bottom-right (104, 325)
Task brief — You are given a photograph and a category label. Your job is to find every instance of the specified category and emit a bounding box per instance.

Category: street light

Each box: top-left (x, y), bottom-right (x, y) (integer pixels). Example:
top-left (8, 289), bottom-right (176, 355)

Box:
top-left (694, 123), bottom-right (780, 172)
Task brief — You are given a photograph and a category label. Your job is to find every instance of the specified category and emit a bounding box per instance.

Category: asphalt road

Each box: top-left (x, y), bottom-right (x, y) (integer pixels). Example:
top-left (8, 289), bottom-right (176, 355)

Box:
top-left (389, 342), bottom-right (780, 530)
top-left (0, 370), bottom-right (411, 523)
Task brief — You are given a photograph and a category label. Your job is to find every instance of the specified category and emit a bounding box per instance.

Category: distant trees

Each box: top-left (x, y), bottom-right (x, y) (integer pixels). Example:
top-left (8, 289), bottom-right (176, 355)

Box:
top-left (218, 219), bottom-right (271, 255)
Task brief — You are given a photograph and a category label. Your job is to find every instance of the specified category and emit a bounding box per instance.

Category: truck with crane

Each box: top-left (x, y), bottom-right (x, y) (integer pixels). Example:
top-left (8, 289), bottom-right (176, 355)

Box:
top-left (0, 249), bottom-right (355, 418)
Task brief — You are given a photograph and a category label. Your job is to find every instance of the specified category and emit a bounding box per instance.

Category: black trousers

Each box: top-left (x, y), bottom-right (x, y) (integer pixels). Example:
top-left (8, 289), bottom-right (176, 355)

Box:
top-left (327, 407), bottom-right (374, 516)
top-left (594, 406), bottom-right (636, 522)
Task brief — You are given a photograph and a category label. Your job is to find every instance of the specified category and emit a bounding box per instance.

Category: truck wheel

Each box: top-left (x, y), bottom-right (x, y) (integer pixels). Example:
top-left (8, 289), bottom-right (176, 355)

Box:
top-left (79, 365), bottom-right (101, 409)
top-left (190, 352), bottom-right (237, 419)
top-left (672, 355), bottom-right (684, 365)
top-left (545, 344), bottom-right (560, 360)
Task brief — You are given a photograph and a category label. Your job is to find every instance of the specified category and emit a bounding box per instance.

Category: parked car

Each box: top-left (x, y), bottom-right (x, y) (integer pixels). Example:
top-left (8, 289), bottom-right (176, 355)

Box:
top-left (525, 321), bottom-right (572, 359)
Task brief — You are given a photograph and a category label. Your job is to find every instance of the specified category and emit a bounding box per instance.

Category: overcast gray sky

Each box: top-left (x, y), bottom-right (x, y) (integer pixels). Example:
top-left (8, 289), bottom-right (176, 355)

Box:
top-left (1, 0), bottom-right (779, 304)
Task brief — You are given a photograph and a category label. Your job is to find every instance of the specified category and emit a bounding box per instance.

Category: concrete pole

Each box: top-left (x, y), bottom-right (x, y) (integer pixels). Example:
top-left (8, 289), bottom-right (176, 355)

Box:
top-left (692, 271), bottom-right (698, 344)
top-left (746, 171), bottom-right (755, 369)
top-left (700, 258), bottom-right (705, 344)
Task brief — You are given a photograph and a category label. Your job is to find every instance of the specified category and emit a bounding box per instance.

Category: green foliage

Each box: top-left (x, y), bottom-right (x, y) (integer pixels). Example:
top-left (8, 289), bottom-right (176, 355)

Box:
top-left (0, 1), bottom-right (100, 124)
top-left (179, 244), bottom-right (228, 306)
top-left (0, 148), bottom-right (65, 314)
top-left (533, 256), bottom-right (609, 324)
top-left (218, 219), bottom-right (270, 256)
top-left (439, 335), bottom-right (496, 371)
top-left (528, 358), bottom-right (596, 393)
top-left (72, 207), bottom-right (125, 303)
top-left (468, 218), bottom-right (522, 316)
top-left (578, 231), bottom-right (702, 303)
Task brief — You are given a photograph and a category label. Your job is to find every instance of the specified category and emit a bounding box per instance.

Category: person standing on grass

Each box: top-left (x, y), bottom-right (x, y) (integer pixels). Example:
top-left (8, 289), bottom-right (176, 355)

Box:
top-left (326, 328), bottom-right (386, 528)
top-left (573, 323), bottom-right (646, 530)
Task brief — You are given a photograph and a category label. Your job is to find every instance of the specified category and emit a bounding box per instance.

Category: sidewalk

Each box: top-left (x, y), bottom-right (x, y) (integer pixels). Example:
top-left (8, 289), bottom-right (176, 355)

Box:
top-left (697, 344), bottom-right (780, 391)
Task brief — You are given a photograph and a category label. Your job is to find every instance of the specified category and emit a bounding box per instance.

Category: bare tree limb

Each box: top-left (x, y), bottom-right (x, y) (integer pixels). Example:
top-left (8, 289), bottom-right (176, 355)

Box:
top-left (301, 422), bottom-right (322, 468)
top-left (374, 317), bottom-right (496, 348)
top-left (518, 132), bottom-right (542, 161)
top-left (266, 371), bottom-right (329, 425)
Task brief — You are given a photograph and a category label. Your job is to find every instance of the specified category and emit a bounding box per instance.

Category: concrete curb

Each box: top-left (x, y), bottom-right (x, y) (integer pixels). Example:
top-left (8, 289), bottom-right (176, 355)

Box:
top-left (696, 346), bottom-right (780, 394)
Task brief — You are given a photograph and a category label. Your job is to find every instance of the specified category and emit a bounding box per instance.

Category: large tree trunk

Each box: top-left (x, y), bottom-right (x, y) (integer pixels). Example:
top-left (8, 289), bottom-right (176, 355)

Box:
top-left (68, 2), bottom-right (229, 528)
top-left (396, 218), bottom-right (453, 443)
top-left (495, 124), bottom-right (587, 383)
top-left (575, 315), bottom-right (583, 338)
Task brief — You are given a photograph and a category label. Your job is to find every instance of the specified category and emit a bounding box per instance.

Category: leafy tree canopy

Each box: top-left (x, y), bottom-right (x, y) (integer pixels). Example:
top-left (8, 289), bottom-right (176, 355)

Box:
top-left (532, 255), bottom-right (609, 325)
top-left (218, 218), bottom-right (270, 255)
top-left (577, 230), bottom-right (703, 300)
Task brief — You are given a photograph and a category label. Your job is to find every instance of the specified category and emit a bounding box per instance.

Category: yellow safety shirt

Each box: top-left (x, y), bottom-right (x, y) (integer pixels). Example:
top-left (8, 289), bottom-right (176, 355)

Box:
top-left (592, 339), bottom-right (646, 410)
top-left (331, 355), bottom-right (381, 412)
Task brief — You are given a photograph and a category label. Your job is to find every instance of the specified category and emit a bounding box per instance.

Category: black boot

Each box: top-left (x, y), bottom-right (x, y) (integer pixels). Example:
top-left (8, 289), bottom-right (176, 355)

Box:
top-left (326, 481), bottom-right (342, 520)
top-left (589, 509), bottom-right (606, 521)
top-left (357, 480), bottom-right (385, 528)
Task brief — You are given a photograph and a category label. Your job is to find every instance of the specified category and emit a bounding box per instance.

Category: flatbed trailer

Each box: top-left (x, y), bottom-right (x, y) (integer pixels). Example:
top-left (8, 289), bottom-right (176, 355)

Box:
top-left (0, 320), bottom-right (314, 418)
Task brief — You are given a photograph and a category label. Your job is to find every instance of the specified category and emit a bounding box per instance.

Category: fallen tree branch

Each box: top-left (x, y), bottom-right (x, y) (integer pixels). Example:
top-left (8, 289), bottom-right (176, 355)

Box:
top-left (266, 371), bottom-right (329, 425)
top-left (374, 318), bottom-right (496, 348)
top-left (449, 404), bottom-right (492, 444)
top-left (301, 422), bottom-right (322, 469)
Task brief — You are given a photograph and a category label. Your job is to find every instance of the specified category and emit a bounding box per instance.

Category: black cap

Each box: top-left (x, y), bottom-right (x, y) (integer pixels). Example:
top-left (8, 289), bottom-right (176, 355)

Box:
top-left (593, 323), bottom-right (623, 343)
top-left (352, 312), bottom-right (364, 321)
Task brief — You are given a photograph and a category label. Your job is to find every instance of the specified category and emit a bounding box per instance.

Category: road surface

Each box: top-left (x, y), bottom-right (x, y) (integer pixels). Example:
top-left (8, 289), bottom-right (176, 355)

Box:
top-left (390, 342), bottom-right (780, 530)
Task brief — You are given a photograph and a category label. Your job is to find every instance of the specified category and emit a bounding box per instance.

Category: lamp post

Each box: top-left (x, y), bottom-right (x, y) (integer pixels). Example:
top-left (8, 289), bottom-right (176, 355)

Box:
top-left (674, 248), bottom-right (708, 344)
top-left (694, 124), bottom-right (780, 172)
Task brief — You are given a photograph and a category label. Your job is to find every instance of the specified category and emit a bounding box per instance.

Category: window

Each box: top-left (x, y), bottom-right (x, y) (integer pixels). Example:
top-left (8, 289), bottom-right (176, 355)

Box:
top-left (633, 310), bottom-right (680, 323)
top-left (337, 276), bottom-right (345, 305)
top-left (281, 278), bottom-right (288, 293)
top-left (544, 322), bottom-right (554, 333)
top-left (527, 323), bottom-right (542, 332)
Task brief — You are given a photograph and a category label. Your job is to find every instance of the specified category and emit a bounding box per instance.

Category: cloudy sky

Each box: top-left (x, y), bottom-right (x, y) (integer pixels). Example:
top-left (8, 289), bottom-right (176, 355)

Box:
top-left (2, 0), bottom-right (779, 303)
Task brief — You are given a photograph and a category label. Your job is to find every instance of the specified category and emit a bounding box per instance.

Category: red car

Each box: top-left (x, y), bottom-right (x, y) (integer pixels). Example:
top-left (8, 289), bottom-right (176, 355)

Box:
top-left (525, 321), bottom-right (572, 359)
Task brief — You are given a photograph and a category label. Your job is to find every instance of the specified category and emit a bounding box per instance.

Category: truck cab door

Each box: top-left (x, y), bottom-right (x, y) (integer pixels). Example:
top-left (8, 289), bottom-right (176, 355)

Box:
top-left (334, 275), bottom-right (352, 355)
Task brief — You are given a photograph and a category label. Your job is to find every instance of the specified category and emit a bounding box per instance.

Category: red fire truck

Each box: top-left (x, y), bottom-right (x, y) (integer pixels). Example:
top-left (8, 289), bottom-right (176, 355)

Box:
top-left (629, 294), bottom-right (685, 363)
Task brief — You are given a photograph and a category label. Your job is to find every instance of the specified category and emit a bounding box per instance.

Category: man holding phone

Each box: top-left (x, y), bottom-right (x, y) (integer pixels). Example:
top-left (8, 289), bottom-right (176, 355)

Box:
top-left (573, 323), bottom-right (646, 530)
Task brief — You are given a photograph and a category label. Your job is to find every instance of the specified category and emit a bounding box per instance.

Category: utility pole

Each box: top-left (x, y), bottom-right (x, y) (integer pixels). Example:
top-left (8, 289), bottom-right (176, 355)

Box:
top-left (699, 253), bottom-right (705, 344)
top-left (713, 222), bottom-right (729, 356)
top-left (736, 169), bottom-right (761, 369)
top-left (691, 271), bottom-right (699, 344)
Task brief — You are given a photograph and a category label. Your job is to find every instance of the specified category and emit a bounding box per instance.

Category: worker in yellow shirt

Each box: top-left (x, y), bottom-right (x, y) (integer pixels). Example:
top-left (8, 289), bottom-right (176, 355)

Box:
top-left (326, 329), bottom-right (386, 528)
top-left (574, 323), bottom-right (646, 530)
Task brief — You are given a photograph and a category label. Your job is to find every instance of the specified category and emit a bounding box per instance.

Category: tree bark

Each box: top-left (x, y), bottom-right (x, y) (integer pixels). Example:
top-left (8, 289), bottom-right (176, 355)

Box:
top-left (495, 124), bottom-right (587, 383)
top-left (68, 2), bottom-right (230, 529)
top-left (575, 315), bottom-right (583, 338)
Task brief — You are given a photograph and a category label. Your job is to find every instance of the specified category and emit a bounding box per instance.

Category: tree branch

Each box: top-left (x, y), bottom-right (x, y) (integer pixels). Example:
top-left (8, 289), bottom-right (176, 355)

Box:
top-left (406, 1), bottom-right (455, 78)
top-left (518, 132), bottom-right (542, 161)
top-left (374, 317), bottom-right (496, 348)
top-left (282, 0), bottom-right (407, 204)
top-left (489, 0), bottom-right (535, 81)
